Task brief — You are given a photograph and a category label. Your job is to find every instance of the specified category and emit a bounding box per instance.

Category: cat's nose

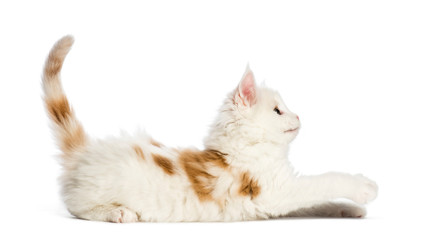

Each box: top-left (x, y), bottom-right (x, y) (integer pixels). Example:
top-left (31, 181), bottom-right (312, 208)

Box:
top-left (296, 115), bottom-right (299, 121)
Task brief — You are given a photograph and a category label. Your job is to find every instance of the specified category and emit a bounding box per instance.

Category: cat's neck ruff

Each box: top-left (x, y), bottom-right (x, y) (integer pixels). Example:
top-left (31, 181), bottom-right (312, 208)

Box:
top-left (205, 130), bottom-right (292, 173)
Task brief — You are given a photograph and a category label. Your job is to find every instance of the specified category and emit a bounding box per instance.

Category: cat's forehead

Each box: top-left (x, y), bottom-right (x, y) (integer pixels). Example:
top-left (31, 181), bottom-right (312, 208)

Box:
top-left (259, 87), bottom-right (285, 105)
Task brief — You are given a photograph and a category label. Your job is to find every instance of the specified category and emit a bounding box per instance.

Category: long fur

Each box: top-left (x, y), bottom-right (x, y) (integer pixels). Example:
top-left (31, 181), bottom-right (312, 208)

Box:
top-left (42, 36), bottom-right (378, 223)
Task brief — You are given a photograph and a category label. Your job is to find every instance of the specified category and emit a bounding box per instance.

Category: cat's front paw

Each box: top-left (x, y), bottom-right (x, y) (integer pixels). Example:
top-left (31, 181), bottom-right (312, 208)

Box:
top-left (351, 174), bottom-right (378, 204)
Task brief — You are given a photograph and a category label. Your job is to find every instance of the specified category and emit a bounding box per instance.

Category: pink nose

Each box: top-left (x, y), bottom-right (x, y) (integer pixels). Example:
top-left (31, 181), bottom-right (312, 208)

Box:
top-left (296, 115), bottom-right (299, 120)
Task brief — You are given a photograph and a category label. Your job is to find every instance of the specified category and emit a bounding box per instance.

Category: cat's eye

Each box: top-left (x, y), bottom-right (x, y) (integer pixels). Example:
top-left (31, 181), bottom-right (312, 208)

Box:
top-left (274, 107), bottom-right (282, 115)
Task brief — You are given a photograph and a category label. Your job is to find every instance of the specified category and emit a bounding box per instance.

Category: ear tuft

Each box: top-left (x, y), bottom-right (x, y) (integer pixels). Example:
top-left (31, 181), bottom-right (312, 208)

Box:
top-left (234, 67), bottom-right (257, 107)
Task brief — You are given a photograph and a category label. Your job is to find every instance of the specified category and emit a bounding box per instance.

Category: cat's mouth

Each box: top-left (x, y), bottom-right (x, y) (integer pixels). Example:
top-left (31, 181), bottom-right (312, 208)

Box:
top-left (284, 127), bottom-right (299, 133)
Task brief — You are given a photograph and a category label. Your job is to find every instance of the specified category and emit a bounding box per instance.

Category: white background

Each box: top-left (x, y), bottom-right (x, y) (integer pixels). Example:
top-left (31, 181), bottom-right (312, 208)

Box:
top-left (1, 0), bottom-right (434, 239)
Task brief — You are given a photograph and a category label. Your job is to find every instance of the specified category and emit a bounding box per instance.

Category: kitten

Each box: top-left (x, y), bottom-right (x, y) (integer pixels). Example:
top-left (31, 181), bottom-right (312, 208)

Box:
top-left (43, 36), bottom-right (378, 223)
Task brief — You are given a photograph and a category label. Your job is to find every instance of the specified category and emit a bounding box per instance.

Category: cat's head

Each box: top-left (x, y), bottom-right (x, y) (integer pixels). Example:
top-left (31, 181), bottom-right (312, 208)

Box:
top-left (205, 67), bottom-right (300, 153)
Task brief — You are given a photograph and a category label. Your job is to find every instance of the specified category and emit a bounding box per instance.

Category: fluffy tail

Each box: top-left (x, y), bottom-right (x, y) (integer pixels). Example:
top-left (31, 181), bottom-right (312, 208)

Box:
top-left (42, 35), bottom-right (87, 157)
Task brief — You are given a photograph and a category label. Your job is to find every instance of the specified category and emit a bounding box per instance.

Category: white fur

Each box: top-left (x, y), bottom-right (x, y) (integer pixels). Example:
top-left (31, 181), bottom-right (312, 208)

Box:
top-left (45, 37), bottom-right (378, 222)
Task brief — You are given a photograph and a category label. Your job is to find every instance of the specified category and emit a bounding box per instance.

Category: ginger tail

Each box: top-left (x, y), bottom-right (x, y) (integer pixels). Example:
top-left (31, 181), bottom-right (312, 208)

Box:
top-left (42, 35), bottom-right (87, 158)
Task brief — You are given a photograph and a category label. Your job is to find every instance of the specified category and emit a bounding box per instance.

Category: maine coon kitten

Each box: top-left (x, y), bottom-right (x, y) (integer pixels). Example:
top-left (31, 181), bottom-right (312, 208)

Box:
top-left (43, 36), bottom-right (378, 223)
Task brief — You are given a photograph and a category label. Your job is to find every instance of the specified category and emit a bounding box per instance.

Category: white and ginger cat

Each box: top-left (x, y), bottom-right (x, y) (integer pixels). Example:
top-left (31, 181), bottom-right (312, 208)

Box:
top-left (42, 36), bottom-right (378, 223)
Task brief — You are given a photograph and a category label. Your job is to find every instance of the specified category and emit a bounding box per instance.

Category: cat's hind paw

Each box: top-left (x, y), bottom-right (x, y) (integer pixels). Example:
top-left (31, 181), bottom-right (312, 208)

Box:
top-left (108, 207), bottom-right (139, 223)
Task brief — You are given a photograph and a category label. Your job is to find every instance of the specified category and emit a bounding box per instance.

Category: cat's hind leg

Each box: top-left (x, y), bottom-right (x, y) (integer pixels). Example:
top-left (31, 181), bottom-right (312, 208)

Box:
top-left (285, 201), bottom-right (366, 218)
top-left (75, 204), bottom-right (139, 223)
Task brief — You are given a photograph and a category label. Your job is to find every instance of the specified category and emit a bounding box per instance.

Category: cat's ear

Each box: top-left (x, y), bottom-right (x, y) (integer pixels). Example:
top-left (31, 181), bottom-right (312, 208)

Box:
top-left (234, 66), bottom-right (257, 107)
